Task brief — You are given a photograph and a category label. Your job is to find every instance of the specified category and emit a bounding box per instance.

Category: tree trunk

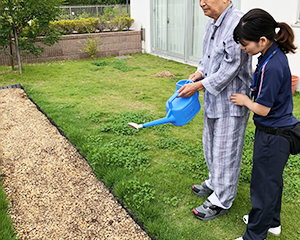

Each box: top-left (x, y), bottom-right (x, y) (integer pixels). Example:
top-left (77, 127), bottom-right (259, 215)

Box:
top-left (9, 32), bottom-right (15, 70)
top-left (13, 25), bottom-right (22, 74)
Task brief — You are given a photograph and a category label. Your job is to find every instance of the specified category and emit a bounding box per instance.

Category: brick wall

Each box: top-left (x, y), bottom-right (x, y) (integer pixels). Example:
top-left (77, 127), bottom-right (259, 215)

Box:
top-left (0, 30), bottom-right (142, 65)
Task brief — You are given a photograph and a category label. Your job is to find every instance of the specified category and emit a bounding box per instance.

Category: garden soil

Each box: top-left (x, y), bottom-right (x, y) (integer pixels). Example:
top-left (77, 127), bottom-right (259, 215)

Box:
top-left (0, 88), bottom-right (151, 240)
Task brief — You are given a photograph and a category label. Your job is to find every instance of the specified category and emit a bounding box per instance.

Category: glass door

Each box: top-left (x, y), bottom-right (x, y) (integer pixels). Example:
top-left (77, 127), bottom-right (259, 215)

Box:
top-left (152, 0), bottom-right (241, 62)
top-left (152, 0), bottom-right (168, 51)
top-left (152, 0), bottom-right (185, 57)
top-left (166, 0), bottom-right (185, 55)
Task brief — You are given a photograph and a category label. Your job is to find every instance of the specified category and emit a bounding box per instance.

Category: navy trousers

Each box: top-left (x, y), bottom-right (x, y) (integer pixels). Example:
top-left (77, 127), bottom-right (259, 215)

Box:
top-left (243, 128), bottom-right (290, 240)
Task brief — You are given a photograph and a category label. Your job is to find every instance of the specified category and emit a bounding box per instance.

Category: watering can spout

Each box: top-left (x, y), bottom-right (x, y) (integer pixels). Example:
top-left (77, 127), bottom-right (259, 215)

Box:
top-left (127, 122), bottom-right (143, 129)
top-left (142, 115), bottom-right (176, 128)
top-left (127, 115), bottom-right (176, 130)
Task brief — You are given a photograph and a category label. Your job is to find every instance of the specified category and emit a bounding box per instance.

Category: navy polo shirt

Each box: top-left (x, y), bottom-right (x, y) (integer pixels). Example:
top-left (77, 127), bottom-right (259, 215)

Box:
top-left (252, 42), bottom-right (299, 128)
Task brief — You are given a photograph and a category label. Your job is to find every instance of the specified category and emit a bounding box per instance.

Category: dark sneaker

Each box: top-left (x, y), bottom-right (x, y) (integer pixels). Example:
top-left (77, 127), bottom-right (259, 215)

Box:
top-left (193, 200), bottom-right (228, 221)
top-left (192, 182), bottom-right (213, 197)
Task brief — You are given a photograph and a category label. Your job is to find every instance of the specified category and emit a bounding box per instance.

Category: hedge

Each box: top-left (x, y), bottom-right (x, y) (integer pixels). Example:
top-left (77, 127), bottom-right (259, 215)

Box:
top-left (49, 16), bottom-right (134, 35)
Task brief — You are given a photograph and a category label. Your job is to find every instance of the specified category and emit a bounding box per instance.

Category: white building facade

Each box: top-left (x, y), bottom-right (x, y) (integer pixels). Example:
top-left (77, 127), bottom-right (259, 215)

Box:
top-left (131, 0), bottom-right (300, 91)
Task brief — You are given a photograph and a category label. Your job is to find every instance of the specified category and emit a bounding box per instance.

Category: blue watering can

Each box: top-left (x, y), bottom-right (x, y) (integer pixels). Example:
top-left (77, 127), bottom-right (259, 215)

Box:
top-left (127, 79), bottom-right (201, 130)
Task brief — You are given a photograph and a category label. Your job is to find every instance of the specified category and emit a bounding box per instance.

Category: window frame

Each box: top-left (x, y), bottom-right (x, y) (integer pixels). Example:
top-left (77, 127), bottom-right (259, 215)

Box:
top-left (150, 0), bottom-right (241, 65)
top-left (297, 2), bottom-right (300, 23)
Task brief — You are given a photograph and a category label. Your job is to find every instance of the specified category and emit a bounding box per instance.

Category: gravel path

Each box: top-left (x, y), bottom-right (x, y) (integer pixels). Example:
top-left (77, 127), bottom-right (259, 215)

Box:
top-left (0, 88), bottom-right (151, 240)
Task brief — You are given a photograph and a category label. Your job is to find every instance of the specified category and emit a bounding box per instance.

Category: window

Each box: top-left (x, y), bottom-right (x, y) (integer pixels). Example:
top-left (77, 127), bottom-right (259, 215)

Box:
top-left (152, 0), bottom-right (185, 56)
top-left (297, 2), bottom-right (300, 23)
top-left (151, 0), bottom-right (241, 64)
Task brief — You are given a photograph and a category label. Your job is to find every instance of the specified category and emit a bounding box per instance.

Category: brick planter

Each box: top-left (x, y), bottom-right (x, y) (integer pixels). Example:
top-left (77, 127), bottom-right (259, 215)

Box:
top-left (0, 30), bottom-right (142, 65)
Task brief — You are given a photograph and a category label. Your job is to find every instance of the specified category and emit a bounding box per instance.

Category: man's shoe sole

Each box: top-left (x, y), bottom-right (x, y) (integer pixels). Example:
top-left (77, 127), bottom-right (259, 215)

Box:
top-left (193, 208), bottom-right (228, 221)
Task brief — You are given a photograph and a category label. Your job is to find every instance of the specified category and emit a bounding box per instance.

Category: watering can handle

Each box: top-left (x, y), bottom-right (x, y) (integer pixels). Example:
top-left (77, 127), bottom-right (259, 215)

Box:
top-left (168, 80), bottom-right (193, 109)
top-left (168, 91), bottom-right (179, 109)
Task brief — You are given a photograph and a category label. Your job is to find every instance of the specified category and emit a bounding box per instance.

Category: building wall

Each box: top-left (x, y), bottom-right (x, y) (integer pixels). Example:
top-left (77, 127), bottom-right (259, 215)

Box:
top-left (131, 0), bottom-right (300, 91)
top-left (130, 0), bottom-right (151, 53)
top-left (0, 31), bottom-right (142, 65)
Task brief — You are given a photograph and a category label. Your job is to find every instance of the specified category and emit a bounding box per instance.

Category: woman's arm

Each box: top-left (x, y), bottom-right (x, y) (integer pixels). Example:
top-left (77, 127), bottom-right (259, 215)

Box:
top-left (230, 93), bottom-right (271, 116)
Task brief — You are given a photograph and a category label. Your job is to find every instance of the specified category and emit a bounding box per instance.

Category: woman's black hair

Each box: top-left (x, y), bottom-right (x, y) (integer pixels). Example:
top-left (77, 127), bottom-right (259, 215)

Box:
top-left (233, 8), bottom-right (297, 54)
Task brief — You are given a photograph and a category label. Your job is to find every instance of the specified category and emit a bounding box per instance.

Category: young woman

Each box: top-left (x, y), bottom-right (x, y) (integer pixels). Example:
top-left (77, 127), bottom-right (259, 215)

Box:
top-left (230, 8), bottom-right (299, 240)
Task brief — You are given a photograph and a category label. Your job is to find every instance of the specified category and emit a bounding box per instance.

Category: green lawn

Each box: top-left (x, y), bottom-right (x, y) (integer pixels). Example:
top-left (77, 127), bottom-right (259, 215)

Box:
top-left (0, 53), bottom-right (299, 240)
top-left (0, 177), bottom-right (19, 240)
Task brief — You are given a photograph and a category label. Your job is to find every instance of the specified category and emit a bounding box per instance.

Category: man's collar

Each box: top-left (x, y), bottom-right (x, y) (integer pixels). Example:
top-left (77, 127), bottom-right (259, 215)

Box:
top-left (214, 2), bottom-right (233, 27)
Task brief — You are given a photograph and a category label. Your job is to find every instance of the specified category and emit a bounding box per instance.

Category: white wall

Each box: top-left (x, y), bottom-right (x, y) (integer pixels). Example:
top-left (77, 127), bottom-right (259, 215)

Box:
top-left (241, 0), bottom-right (300, 91)
top-left (130, 0), bottom-right (152, 53)
top-left (131, 0), bottom-right (300, 90)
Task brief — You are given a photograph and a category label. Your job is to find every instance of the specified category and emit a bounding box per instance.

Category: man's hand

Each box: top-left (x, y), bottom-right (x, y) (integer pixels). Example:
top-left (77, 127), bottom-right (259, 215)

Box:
top-left (189, 71), bottom-right (202, 82)
top-left (177, 81), bottom-right (204, 98)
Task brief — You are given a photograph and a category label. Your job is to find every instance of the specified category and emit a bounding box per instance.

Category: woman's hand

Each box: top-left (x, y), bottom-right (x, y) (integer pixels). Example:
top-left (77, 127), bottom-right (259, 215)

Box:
top-left (230, 93), bottom-right (249, 106)
top-left (230, 93), bottom-right (271, 116)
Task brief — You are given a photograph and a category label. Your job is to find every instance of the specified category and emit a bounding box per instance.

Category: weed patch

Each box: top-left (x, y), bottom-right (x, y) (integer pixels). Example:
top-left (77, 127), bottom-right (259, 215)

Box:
top-left (113, 59), bottom-right (133, 72)
top-left (155, 136), bottom-right (202, 157)
top-left (86, 111), bottom-right (109, 123)
top-left (283, 154), bottom-right (300, 203)
top-left (100, 110), bottom-right (154, 135)
top-left (90, 136), bottom-right (150, 171)
top-left (91, 60), bottom-right (108, 67)
top-left (162, 196), bottom-right (180, 207)
top-left (116, 178), bottom-right (155, 210)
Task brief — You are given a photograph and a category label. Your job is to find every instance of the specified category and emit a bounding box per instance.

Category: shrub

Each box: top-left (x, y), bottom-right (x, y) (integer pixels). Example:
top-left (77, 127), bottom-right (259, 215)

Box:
top-left (78, 34), bottom-right (103, 59)
top-left (106, 18), bottom-right (119, 31)
top-left (117, 17), bottom-right (127, 31)
top-left (97, 18), bottom-right (106, 32)
top-left (74, 18), bottom-right (99, 34)
top-left (50, 20), bottom-right (76, 34)
top-left (49, 16), bottom-right (134, 34)
top-left (120, 17), bottom-right (134, 30)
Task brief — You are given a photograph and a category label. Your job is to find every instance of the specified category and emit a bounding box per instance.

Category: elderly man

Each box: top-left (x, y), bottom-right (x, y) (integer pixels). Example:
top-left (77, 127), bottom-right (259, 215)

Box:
top-left (178, 0), bottom-right (252, 220)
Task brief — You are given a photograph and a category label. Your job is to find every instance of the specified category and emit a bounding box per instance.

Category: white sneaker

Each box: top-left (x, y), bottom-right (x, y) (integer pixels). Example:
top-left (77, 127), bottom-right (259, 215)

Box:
top-left (268, 225), bottom-right (281, 236)
top-left (243, 215), bottom-right (281, 236)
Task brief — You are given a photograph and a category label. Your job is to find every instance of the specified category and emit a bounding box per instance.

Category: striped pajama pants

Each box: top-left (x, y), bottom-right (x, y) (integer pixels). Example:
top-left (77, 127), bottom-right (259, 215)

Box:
top-left (203, 113), bottom-right (249, 209)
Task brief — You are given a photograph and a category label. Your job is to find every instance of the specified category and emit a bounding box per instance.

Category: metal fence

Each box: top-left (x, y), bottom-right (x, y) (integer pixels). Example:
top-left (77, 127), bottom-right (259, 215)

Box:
top-left (59, 5), bottom-right (130, 19)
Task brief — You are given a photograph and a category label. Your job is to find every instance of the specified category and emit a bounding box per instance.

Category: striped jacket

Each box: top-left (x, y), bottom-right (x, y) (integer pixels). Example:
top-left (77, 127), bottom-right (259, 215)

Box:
top-left (197, 3), bottom-right (252, 118)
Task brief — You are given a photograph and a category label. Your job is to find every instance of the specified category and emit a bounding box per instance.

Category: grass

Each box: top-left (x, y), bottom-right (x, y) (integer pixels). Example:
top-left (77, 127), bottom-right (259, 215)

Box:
top-left (0, 53), bottom-right (300, 240)
top-left (0, 177), bottom-right (19, 240)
